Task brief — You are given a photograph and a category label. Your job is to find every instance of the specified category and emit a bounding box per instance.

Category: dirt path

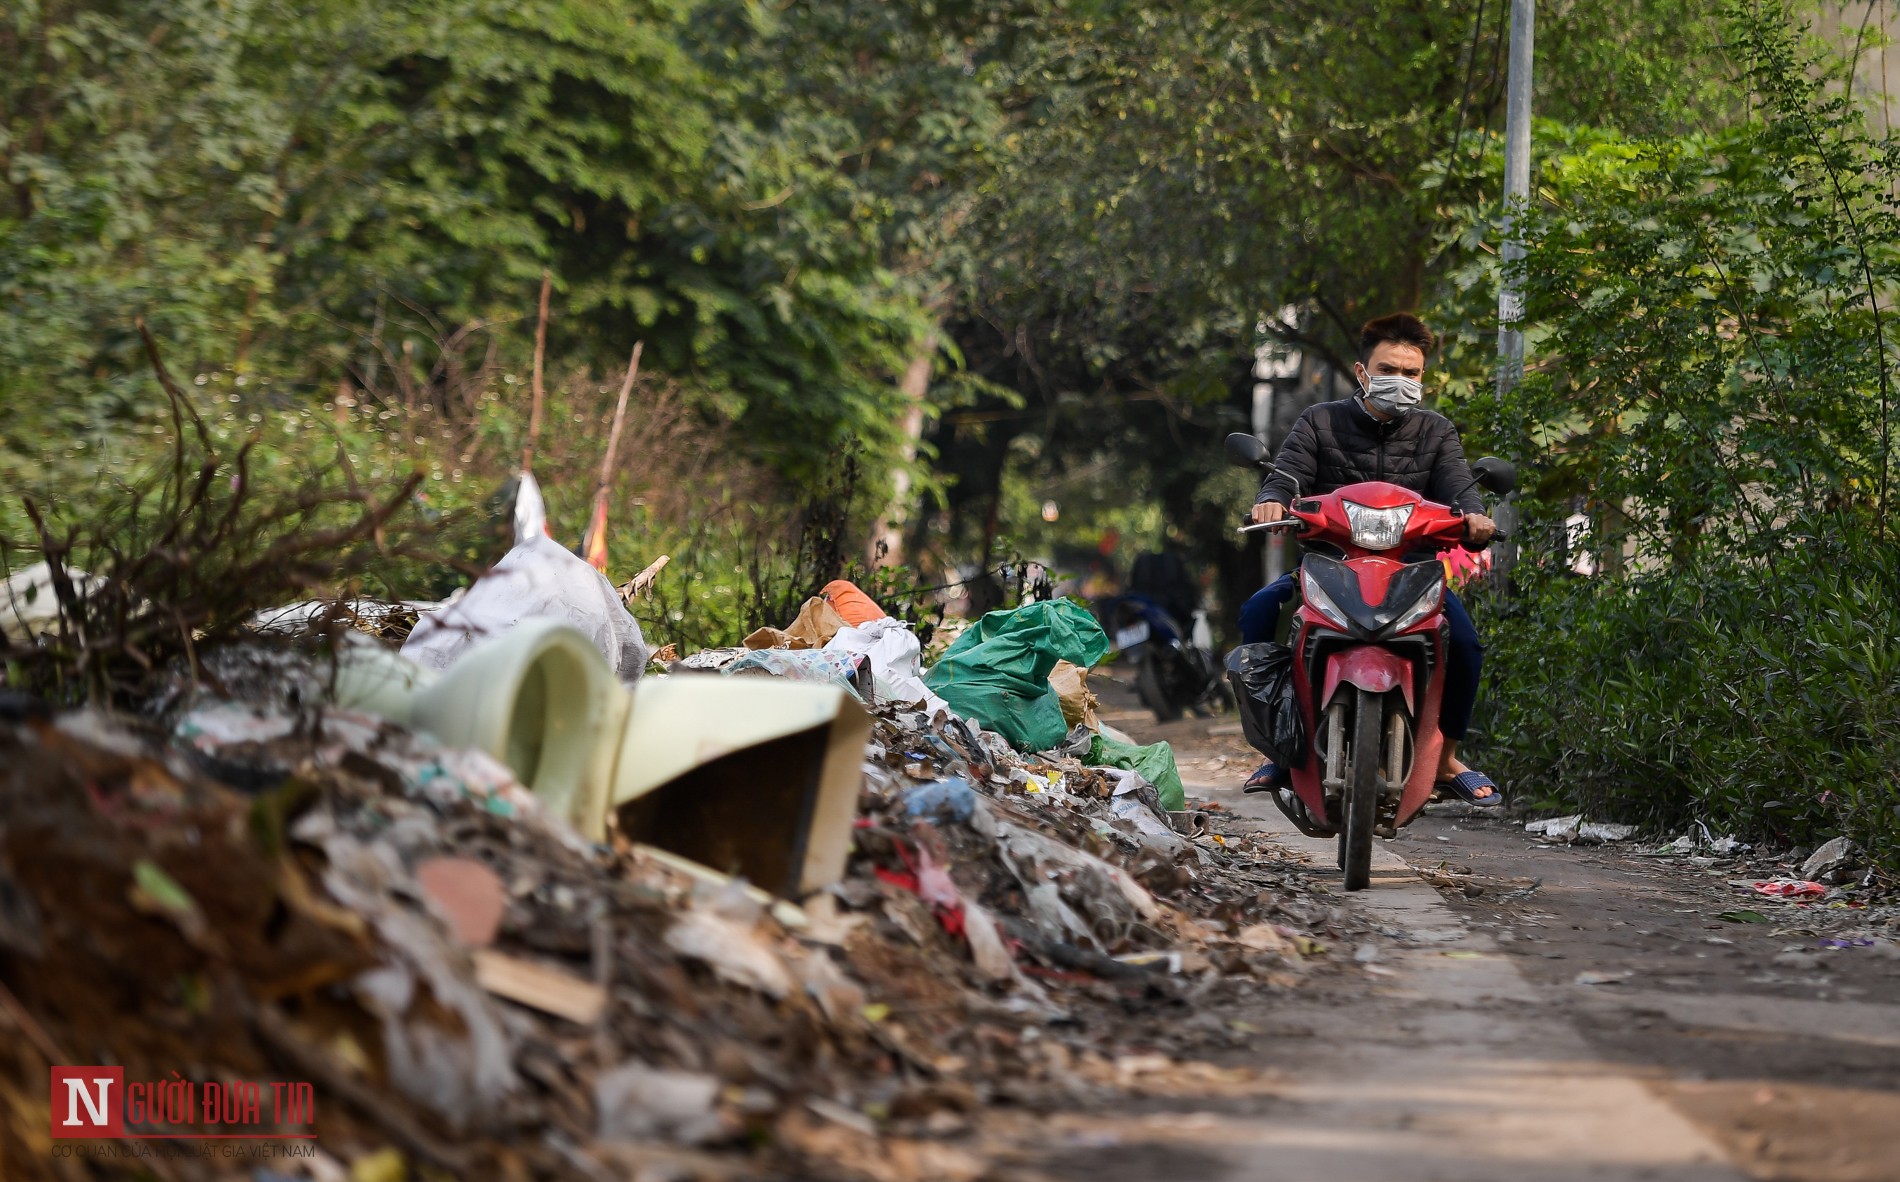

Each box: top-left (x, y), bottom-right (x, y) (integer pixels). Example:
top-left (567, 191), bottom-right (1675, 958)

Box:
top-left (1022, 673), bottom-right (1900, 1182)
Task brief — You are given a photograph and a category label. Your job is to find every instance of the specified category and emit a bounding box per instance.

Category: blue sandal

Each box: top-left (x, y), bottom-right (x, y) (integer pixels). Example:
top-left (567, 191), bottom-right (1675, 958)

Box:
top-left (1243, 760), bottom-right (1284, 793)
top-left (1439, 770), bottom-right (1504, 806)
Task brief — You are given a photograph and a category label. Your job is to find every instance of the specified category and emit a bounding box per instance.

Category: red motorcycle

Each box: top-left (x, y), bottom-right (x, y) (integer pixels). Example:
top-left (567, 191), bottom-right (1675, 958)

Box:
top-left (1222, 433), bottom-right (1516, 890)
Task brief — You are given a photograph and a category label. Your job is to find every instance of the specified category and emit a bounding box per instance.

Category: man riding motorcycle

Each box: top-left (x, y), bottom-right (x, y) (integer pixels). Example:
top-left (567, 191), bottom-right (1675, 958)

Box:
top-left (1238, 312), bottom-right (1501, 806)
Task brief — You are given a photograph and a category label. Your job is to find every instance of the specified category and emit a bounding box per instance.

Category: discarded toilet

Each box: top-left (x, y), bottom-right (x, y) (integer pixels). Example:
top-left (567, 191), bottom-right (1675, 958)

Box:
top-left (331, 620), bottom-right (869, 898)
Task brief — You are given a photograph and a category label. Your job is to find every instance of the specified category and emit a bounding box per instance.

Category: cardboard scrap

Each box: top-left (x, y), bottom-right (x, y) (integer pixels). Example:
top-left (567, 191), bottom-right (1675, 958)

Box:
top-left (1048, 660), bottom-right (1100, 731)
top-left (473, 948), bottom-right (607, 1024)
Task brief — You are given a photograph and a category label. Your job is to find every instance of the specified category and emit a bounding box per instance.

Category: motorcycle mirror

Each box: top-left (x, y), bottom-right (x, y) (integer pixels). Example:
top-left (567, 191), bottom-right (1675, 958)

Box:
top-left (1224, 432), bottom-right (1272, 469)
top-left (1471, 456), bottom-right (1518, 495)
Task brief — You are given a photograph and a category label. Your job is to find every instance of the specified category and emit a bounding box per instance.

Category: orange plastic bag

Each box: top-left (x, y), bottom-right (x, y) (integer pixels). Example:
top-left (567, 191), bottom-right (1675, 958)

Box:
top-left (821, 579), bottom-right (886, 627)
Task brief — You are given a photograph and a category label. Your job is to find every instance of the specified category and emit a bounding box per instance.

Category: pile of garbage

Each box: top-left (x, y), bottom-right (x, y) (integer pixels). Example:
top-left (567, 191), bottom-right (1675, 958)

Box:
top-left (0, 537), bottom-right (1365, 1180)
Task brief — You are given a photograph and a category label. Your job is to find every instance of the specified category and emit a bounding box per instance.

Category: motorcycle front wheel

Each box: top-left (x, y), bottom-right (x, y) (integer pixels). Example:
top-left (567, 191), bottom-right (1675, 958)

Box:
top-left (1341, 686), bottom-right (1382, 891)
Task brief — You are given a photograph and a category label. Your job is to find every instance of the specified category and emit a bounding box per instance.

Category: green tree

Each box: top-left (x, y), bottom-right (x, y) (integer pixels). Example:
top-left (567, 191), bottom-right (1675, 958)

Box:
top-left (1467, 2), bottom-right (1900, 865)
top-left (0, 0), bottom-right (986, 502)
top-left (915, 0), bottom-right (1743, 603)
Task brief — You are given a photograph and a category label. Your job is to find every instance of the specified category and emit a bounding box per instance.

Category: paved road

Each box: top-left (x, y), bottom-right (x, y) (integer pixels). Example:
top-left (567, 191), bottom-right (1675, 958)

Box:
top-left (1042, 787), bottom-right (1743, 1182)
top-left (1039, 676), bottom-right (1900, 1182)
top-left (1203, 790), bottom-right (1744, 1182)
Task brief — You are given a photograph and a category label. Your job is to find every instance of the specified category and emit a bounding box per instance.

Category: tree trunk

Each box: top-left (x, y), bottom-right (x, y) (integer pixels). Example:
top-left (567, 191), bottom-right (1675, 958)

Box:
top-left (867, 330), bottom-right (938, 567)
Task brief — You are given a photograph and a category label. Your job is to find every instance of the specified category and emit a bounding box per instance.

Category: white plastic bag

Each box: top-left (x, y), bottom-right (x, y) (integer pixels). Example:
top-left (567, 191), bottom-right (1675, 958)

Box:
top-left (823, 617), bottom-right (947, 714)
top-left (2, 561), bottom-right (102, 642)
top-left (402, 473), bottom-right (649, 683)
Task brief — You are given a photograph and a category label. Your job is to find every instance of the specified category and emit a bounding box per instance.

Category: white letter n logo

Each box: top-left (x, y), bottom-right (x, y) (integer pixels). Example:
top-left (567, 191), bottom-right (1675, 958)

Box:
top-left (62, 1077), bottom-right (111, 1127)
top-left (49, 1066), bottom-right (122, 1138)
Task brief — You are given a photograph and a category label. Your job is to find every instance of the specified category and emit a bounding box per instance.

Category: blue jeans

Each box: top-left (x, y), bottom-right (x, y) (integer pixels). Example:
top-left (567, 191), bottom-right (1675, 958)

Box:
top-left (1238, 570), bottom-right (1484, 741)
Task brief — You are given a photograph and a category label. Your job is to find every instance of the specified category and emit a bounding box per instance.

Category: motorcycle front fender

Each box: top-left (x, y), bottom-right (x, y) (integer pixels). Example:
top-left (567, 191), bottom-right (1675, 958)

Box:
top-left (1320, 644), bottom-right (1415, 713)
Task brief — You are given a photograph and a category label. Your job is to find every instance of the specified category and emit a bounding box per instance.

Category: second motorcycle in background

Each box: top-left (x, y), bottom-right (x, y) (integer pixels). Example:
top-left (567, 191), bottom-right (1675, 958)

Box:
top-left (1100, 590), bottom-right (1224, 722)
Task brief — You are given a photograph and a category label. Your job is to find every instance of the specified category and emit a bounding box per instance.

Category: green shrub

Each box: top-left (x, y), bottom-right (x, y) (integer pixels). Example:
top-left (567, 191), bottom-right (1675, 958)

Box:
top-left (1470, 529), bottom-right (1900, 865)
top-left (1451, 4), bottom-right (1900, 870)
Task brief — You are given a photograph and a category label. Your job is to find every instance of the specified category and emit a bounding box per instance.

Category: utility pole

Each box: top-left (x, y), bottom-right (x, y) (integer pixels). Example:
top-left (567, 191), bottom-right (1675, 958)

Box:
top-left (1491, 0), bottom-right (1535, 593)
top-left (1496, 0), bottom-right (1535, 395)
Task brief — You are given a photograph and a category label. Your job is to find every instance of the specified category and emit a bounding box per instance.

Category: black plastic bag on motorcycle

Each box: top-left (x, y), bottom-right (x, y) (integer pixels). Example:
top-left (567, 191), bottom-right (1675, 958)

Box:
top-left (1225, 643), bottom-right (1306, 767)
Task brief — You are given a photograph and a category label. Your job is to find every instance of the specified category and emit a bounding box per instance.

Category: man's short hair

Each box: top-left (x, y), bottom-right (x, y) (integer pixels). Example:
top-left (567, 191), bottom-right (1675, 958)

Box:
top-left (1359, 313), bottom-right (1437, 361)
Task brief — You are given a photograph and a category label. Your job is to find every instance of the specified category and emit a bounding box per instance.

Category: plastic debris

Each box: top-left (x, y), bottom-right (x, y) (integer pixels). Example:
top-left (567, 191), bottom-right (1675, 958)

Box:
top-left (1087, 731), bottom-right (1186, 811)
top-left (1, 560), bottom-right (103, 642)
top-left (1645, 832), bottom-right (1747, 858)
top-left (179, 695), bottom-right (547, 819)
top-left (825, 616), bottom-right (948, 713)
top-left (995, 821), bottom-right (1162, 924)
top-left (1800, 837), bottom-right (1859, 883)
top-left (723, 646), bottom-right (873, 699)
top-left (1105, 771), bottom-right (1191, 859)
top-left (1579, 822), bottom-right (1639, 843)
top-left (1751, 880), bottom-right (1829, 899)
top-left (251, 597), bottom-right (435, 638)
top-left (820, 579), bottom-right (887, 626)
top-left (1524, 815), bottom-right (1636, 844)
top-left (923, 599), bottom-right (1110, 751)
top-left (1525, 815), bottom-right (1582, 839)
top-left (1224, 641), bottom-right (1305, 766)
top-left (902, 777), bottom-right (978, 825)
top-left (401, 472), bottom-right (649, 682)
top-left (675, 646), bottom-right (746, 671)
top-left (345, 896), bottom-right (522, 1129)
top-left (0, 616), bottom-right (1371, 1179)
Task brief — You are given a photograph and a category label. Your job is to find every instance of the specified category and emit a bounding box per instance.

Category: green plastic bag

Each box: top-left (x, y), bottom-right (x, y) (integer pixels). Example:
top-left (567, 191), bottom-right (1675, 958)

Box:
top-left (1087, 733), bottom-right (1186, 811)
top-left (923, 600), bottom-right (1110, 751)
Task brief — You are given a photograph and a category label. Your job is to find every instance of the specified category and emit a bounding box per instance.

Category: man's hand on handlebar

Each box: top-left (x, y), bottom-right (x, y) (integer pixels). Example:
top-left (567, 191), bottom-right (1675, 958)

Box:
top-left (1463, 513), bottom-right (1497, 547)
top-left (1245, 502), bottom-right (1497, 544)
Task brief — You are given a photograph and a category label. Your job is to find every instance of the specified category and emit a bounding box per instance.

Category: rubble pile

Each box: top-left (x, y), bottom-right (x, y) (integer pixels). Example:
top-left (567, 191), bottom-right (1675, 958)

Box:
top-left (0, 634), bottom-right (1360, 1181)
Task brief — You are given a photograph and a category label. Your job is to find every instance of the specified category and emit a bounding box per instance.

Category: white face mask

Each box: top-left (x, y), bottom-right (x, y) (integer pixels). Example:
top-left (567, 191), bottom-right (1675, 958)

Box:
top-left (1358, 369), bottom-right (1423, 416)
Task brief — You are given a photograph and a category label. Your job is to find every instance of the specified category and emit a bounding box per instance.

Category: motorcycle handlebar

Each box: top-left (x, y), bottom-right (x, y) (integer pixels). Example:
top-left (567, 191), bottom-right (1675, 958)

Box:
top-left (1458, 527), bottom-right (1510, 552)
top-left (1239, 518), bottom-right (1512, 546)
top-left (1236, 520), bottom-right (1303, 534)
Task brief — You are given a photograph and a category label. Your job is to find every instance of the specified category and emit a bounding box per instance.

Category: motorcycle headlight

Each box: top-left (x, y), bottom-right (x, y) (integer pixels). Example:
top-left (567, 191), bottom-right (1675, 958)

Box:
top-left (1343, 501), bottom-right (1413, 551)
top-left (1384, 568), bottom-right (1445, 635)
top-left (1299, 564), bottom-right (1350, 631)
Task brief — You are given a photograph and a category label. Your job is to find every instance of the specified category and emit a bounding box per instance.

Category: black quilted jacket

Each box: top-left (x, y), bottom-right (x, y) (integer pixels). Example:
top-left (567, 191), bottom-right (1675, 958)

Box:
top-left (1256, 397), bottom-right (1485, 515)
